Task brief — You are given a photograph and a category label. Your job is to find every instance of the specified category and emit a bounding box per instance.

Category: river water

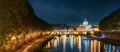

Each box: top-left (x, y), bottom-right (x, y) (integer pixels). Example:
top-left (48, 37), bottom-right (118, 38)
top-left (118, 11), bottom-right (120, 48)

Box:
top-left (43, 35), bottom-right (120, 52)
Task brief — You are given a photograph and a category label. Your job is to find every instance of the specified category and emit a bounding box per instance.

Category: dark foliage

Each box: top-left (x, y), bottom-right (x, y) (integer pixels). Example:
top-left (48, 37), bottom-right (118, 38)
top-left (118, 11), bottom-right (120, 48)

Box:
top-left (99, 8), bottom-right (120, 30)
top-left (0, 0), bottom-right (52, 35)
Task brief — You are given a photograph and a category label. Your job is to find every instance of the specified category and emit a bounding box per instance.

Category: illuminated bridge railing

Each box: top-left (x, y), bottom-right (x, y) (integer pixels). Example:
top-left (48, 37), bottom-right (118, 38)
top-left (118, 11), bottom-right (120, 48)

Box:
top-left (50, 31), bottom-right (90, 35)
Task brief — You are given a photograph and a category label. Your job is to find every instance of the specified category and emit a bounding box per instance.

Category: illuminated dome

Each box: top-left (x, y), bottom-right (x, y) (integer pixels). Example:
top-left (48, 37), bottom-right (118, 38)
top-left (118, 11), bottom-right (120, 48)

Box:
top-left (83, 18), bottom-right (89, 26)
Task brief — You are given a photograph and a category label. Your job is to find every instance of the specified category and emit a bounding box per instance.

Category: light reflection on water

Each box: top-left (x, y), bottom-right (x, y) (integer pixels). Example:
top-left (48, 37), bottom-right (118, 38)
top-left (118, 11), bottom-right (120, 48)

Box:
top-left (43, 35), bottom-right (120, 52)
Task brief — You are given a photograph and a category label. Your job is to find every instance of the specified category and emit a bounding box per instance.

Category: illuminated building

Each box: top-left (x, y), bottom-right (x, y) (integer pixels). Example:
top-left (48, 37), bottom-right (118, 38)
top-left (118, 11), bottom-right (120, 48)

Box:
top-left (92, 25), bottom-right (100, 31)
top-left (82, 18), bottom-right (92, 32)
top-left (77, 18), bottom-right (92, 32)
top-left (75, 18), bottom-right (100, 35)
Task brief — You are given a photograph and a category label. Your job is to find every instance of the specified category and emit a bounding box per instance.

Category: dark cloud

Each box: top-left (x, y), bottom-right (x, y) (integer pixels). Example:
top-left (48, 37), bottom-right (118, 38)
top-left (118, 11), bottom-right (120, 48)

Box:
top-left (28, 0), bottom-right (120, 25)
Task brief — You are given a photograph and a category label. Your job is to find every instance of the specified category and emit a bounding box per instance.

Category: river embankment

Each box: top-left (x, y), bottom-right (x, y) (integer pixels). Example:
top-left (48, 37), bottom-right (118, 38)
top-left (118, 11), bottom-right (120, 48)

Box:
top-left (16, 35), bottom-right (54, 52)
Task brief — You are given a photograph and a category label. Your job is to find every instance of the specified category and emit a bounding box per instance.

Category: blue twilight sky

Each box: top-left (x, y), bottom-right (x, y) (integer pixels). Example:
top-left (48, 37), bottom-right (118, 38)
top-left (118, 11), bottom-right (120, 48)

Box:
top-left (28, 0), bottom-right (120, 25)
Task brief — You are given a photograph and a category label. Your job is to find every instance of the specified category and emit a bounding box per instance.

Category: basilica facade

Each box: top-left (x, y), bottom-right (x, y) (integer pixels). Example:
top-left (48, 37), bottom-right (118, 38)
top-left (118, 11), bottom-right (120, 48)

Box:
top-left (76, 18), bottom-right (99, 32)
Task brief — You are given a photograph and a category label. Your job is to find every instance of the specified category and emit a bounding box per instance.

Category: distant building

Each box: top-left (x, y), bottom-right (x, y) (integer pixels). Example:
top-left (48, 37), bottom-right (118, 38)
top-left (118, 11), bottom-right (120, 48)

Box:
top-left (76, 18), bottom-right (99, 32)
top-left (51, 24), bottom-right (69, 31)
top-left (92, 25), bottom-right (100, 31)
top-left (82, 18), bottom-right (92, 31)
top-left (52, 18), bottom-right (100, 32)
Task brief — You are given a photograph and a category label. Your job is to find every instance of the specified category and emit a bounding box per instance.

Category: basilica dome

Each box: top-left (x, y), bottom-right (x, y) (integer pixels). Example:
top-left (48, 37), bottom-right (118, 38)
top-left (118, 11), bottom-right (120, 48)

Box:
top-left (83, 18), bottom-right (89, 26)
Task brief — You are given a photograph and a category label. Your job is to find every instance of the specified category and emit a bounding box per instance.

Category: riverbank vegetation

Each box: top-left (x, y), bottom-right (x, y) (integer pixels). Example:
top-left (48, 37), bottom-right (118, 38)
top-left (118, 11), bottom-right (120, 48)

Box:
top-left (99, 8), bottom-right (120, 31)
top-left (0, 0), bottom-right (52, 52)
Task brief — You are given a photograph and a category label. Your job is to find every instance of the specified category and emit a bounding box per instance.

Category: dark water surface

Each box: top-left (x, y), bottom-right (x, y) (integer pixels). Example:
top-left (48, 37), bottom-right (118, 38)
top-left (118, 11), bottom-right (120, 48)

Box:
top-left (43, 35), bottom-right (120, 52)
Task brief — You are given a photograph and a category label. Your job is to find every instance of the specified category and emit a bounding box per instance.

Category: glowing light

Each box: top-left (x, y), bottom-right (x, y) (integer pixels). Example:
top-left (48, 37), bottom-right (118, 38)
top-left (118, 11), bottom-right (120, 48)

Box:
top-left (62, 35), bottom-right (66, 52)
top-left (70, 35), bottom-right (73, 49)
top-left (98, 41), bottom-right (101, 52)
top-left (83, 31), bottom-right (87, 34)
top-left (90, 31), bottom-right (94, 34)
top-left (108, 44), bottom-right (112, 52)
top-left (54, 39), bottom-right (57, 47)
top-left (11, 36), bottom-right (16, 41)
top-left (93, 28), bottom-right (100, 31)
top-left (78, 36), bottom-right (81, 52)
top-left (46, 42), bottom-right (51, 48)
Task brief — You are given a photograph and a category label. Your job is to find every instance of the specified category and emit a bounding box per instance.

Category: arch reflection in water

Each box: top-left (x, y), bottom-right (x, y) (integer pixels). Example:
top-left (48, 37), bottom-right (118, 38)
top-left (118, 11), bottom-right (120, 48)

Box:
top-left (43, 35), bottom-right (120, 52)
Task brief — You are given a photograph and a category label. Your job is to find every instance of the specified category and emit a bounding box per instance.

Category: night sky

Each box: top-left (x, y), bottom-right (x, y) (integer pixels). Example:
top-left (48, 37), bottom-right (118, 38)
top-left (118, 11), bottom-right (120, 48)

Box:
top-left (28, 0), bottom-right (120, 25)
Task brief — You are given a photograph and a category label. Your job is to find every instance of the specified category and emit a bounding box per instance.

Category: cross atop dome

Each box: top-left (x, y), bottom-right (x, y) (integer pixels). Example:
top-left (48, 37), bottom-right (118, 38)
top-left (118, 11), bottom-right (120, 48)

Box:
top-left (83, 17), bottom-right (89, 26)
top-left (84, 17), bottom-right (87, 21)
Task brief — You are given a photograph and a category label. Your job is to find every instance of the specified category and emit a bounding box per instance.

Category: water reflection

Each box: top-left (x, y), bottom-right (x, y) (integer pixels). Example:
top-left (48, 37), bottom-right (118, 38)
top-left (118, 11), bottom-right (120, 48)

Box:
top-left (43, 35), bottom-right (120, 52)
top-left (62, 35), bottom-right (66, 52)
top-left (70, 35), bottom-right (73, 49)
